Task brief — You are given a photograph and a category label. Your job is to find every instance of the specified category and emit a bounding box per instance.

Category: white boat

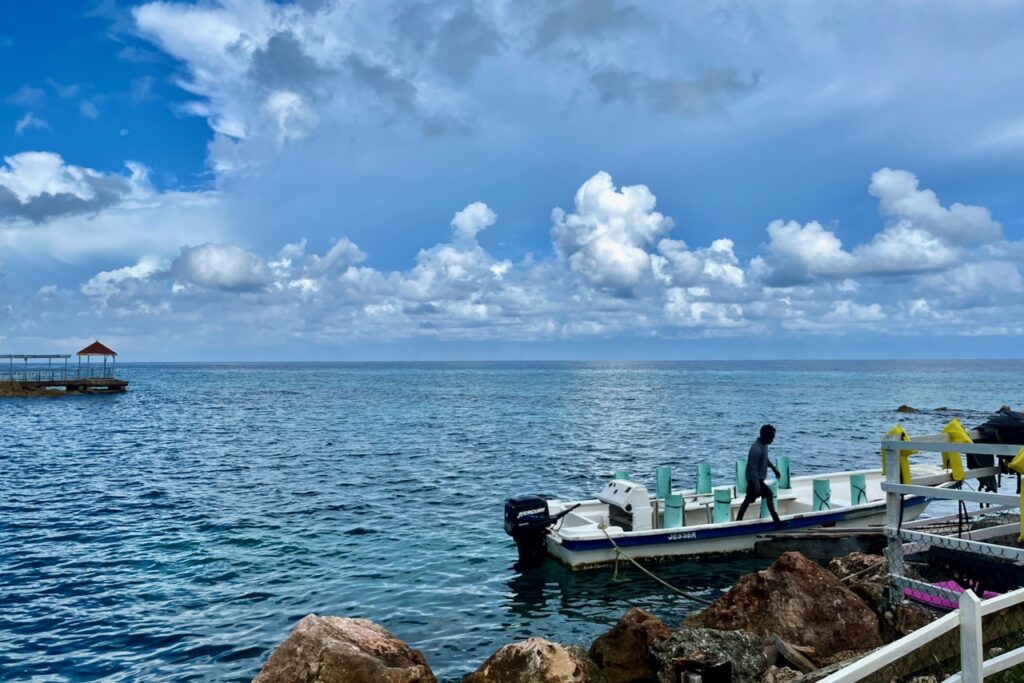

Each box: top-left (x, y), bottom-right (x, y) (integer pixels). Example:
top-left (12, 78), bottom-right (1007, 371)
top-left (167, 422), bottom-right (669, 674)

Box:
top-left (504, 465), bottom-right (949, 570)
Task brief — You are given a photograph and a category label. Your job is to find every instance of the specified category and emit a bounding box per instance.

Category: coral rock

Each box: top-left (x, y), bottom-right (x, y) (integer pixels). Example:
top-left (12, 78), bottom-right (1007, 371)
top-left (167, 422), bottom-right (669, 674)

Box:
top-left (697, 552), bottom-right (883, 659)
top-left (463, 637), bottom-right (604, 683)
top-left (253, 614), bottom-right (436, 683)
top-left (589, 608), bottom-right (671, 683)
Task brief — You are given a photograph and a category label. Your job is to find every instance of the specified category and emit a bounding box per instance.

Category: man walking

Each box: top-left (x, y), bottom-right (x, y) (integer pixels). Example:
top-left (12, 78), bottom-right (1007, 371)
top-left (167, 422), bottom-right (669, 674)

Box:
top-left (736, 424), bottom-right (788, 528)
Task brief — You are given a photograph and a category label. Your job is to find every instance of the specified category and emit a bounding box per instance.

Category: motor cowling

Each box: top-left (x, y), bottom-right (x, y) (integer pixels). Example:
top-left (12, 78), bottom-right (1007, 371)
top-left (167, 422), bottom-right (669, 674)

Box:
top-left (504, 495), bottom-right (552, 568)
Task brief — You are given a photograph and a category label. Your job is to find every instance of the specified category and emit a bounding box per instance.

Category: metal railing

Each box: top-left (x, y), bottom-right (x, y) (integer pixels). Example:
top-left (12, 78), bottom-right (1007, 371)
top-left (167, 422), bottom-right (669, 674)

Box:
top-left (2, 366), bottom-right (118, 382)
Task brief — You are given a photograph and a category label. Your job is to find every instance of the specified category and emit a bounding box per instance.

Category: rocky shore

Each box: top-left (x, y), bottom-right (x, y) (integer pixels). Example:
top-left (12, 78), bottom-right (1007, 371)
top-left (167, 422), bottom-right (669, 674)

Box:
top-left (252, 551), bottom-right (938, 683)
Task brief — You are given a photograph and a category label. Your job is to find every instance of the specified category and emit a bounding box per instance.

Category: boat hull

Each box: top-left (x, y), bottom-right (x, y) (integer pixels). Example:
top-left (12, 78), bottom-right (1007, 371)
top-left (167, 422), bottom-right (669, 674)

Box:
top-left (545, 496), bottom-right (930, 570)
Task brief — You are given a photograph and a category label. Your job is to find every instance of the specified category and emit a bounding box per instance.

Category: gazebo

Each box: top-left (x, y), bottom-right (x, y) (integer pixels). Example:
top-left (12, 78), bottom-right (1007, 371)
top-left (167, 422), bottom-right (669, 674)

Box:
top-left (77, 340), bottom-right (117, 378)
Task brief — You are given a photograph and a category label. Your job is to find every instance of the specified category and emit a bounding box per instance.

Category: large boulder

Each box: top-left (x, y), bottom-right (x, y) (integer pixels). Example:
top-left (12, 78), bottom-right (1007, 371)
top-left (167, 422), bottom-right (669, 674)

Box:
top-left (464, 638), bottom-right (604, 683)
top-left (253, 615), bottom-right (436, 683)
top-left (695, 551), bottom-right (883, 659)
top-left (588, 608), bottom-right (672, 683)
top-left (651, 628), bottom-right (768, 683)
top-left (826, 552), bottom-right (888, 613)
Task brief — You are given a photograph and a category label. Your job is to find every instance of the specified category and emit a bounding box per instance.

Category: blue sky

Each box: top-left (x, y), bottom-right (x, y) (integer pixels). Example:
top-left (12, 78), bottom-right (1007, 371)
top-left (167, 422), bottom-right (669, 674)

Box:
top-left (1, 0), bottom-right (1022, 360)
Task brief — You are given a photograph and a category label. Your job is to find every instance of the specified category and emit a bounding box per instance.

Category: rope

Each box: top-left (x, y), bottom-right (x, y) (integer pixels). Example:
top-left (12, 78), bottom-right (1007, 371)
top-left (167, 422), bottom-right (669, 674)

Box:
top-left (852, 483), bottom-right (868, 505)
top-left (600, 526), bottom-right (712, 605)
top-left (814, 490), bottom-right (832, 510)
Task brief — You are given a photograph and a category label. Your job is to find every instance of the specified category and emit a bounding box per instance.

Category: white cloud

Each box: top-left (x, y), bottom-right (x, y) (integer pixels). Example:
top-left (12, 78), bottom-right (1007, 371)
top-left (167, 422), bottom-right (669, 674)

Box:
top-left (172, 243), bottom-right (272, 291)
top-left (760, 169), bottom-right (972, 284)
top-left (262, 90), bottom-right (318, 146)
top-left (82, 257), bottom-right (163, 301)
top-left (15, 112), bottom-right (48, 135)
top-left (308, 237), bottom-right (366, 274)
top-left (451, 201), bottom-right (496, 242)
top-left (868, 168), bottom-right (1001, 243)
top-left (551, 171), bottom-right (674, 294)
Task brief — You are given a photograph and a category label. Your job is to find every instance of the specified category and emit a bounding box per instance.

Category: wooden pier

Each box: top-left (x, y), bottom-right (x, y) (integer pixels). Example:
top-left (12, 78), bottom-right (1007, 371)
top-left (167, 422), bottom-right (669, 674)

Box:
top-left (1, 341), bottom-right (128, 395)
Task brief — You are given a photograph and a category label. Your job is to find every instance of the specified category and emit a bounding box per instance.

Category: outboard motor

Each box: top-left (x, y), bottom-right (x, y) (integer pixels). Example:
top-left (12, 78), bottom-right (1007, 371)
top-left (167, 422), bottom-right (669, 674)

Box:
top-left (504, 495), bottom-right (552, 569)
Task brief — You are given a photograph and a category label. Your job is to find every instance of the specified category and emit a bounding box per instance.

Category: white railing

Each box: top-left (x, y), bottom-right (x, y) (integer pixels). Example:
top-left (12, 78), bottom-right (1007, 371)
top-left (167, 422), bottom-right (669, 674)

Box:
top-left (820, 586), bottom-right (1024, 683)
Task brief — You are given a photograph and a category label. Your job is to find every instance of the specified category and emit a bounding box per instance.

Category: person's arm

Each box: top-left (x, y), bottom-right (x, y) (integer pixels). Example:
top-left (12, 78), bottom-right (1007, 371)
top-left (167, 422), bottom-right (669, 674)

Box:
top-left (769, 459), bottom-right (781, 478)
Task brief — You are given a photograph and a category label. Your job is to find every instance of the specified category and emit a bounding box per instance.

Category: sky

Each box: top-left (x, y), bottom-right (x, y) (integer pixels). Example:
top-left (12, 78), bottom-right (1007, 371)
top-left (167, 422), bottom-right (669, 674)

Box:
top-left (0, 0), bottom-right (1022, 361)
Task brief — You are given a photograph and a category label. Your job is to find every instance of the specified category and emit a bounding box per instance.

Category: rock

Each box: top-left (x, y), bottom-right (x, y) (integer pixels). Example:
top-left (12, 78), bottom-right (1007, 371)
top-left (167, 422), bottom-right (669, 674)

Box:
top-left (463, 638), bottom-right (604, 683)
top-left (652, 628), bottom-right (768, 683)
top-left (763, 665), bottom-right (801, 683)
top-left (589, 608), bottom-right (671, 683)
top-left (881, 603), bottom-right (935, 642)
top-left (253, 614), bottom-right (436, 683)
top-left (897, 404), bottom-right (919, 413)
top-left (998, 405), bottom-right (1013, 413)
top-left (908, 677), bottom-right (939, 683)
top-left (696, 552), bottom-right (883, 659)
top-left (826, 553), bottom-right (888, 613)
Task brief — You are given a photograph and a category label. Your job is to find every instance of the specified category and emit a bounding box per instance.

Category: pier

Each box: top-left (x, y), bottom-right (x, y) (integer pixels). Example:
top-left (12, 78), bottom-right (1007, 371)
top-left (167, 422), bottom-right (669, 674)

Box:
top-left (1, 341), bottom-right (128, 394)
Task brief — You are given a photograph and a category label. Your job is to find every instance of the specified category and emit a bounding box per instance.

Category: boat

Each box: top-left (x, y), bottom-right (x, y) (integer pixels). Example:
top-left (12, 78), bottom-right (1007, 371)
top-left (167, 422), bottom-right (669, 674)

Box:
top-left (504, 464), bottom-right (950, 570)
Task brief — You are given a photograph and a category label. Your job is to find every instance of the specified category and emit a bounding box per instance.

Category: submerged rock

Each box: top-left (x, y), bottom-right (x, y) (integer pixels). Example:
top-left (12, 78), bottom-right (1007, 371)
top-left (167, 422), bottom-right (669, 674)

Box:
top-left (651, 628), bottom-right (768, 683)
top-left (463, 637), bottom-right (604, 683)
top-left (897, 405), bottom-right (919, 413)
top-left (253, 614), bottom-right (436, 683)
top-left (694, 551), bottom-right (883, 659)
top-left (588, 608), bottom-right (671, 683)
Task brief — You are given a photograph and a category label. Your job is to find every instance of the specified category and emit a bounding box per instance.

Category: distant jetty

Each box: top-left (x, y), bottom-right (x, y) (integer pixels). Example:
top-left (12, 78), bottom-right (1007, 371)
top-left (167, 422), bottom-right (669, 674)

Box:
top-left (0, 341), bottom-right (127, 396)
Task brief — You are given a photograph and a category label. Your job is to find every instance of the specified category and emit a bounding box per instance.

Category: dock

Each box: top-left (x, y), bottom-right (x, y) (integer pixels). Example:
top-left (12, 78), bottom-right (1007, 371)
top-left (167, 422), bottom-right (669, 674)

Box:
top-left (1, 341), bottom-right (128, 395)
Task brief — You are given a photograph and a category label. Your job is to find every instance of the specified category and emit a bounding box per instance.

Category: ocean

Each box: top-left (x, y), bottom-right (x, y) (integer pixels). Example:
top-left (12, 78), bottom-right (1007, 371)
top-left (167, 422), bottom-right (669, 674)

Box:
top-left (1, 360), bottom-right (1021, 681)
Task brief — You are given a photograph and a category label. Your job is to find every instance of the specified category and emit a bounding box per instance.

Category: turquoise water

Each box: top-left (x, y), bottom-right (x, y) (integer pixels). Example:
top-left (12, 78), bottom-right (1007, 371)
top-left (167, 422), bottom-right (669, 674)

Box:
top-left (2, 361), bottom-right (1021, 681)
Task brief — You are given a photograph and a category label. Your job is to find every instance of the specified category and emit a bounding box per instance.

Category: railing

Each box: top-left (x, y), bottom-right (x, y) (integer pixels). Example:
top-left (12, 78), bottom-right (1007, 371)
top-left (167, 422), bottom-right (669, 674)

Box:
top-left (2, 367), bottom-right (118, 382)
top-left (882, 437), bottom-right (1024, 608)
top-left (820, 587), bottom-right (1024, 683)
top-left (826, 430), bottom-right (1024, 682)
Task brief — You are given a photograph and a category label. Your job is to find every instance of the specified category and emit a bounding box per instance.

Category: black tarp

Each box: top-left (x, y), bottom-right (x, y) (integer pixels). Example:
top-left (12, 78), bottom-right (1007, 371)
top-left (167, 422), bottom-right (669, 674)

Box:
top-left (970, 409), bottom-right (1024, 492)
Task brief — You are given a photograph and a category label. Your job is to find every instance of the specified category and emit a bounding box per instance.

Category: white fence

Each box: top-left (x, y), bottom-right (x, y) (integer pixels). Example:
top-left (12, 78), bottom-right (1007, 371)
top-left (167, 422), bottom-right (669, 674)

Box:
top-left (820, 587), bottom-right (1024, 683)
top-left (822, 430), bottom-right (1023, 681)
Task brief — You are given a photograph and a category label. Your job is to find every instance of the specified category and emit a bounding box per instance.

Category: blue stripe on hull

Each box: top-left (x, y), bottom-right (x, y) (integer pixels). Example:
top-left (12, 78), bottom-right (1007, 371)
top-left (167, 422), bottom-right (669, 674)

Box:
top-left (557, 496), bottom-right (928, 552)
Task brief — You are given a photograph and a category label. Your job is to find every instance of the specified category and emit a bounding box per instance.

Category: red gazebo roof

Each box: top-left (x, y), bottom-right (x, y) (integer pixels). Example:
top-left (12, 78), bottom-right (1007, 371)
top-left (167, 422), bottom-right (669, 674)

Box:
top-left (77, 341), bottom-right (117, 357)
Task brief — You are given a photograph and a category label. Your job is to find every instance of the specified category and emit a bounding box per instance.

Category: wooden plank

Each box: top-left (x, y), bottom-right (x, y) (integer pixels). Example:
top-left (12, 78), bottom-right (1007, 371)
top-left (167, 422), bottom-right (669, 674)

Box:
top-left (773, 634), bottom-right (816, 673)
top-left (818, 610), bottom-right (961, 683)
top-left (882, 483), bottom-right (1019, 507)
top-left (911, 467), bottom-right (1001, 486)
top-left (959, 590), bottom-right (983, 683)
top-left (883, 439), bottom-right (1023, 456)
top-left (978, 586), bottom-right (1024, 617)
top-left (981, 645), bottom-right (1024, 677)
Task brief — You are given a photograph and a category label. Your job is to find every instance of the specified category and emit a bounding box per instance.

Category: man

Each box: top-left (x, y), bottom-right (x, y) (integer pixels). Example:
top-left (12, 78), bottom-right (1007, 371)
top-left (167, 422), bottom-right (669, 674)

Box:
top-left (736, 424), bottom-right (788, 528)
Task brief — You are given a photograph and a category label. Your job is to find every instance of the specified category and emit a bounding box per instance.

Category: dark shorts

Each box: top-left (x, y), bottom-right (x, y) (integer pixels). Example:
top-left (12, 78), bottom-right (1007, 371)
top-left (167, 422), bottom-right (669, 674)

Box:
top-left (742, 478), bottom-right (771, 503)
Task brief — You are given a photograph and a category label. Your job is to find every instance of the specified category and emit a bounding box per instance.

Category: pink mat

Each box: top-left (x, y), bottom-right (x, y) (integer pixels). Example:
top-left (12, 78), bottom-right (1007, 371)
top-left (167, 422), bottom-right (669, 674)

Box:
top-left (904, 580), bottom-right (1000, 611)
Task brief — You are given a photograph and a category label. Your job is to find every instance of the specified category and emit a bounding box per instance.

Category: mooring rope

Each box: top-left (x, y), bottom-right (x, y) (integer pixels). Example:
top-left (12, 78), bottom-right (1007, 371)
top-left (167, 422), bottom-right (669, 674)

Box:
top-left (599, 526), bottom-right (713, 605)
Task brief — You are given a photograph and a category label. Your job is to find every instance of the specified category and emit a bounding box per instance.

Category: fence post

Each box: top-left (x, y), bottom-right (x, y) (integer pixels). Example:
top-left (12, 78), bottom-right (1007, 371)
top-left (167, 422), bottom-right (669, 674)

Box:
top-left (959, 589), bottom-right (983, 683)
top-left (883, 442), bottom-right (904, 607)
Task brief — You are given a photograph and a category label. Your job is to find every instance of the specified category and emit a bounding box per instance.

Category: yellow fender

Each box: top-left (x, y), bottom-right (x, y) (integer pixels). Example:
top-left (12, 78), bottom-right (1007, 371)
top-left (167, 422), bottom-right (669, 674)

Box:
top-left (882, 424), bottom-right (916, 484)
top-left (940, 419), bottom-right (970, 482)
top-left (1009, 448), bottom-right (1024, 541)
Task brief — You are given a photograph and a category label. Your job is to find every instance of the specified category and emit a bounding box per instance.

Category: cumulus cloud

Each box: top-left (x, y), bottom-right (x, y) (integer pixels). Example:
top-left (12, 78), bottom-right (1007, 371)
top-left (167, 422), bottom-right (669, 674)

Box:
top-left (552, 171), bottom-right (674, 294)
top-left (0, 152), bottom-right (134, 223)
top-left (758, 169), bottom-right (979, 285)
top-left (172, 243), bottom-right (272, 291)
top-left (82, 257), bottom-right (163, 302)
top-left (869, 168), bottom-right (1001, 243)
top-left (451, 201), bottom-right (496, 242)
top-left (16, 167), bottom-right (1024, 350)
